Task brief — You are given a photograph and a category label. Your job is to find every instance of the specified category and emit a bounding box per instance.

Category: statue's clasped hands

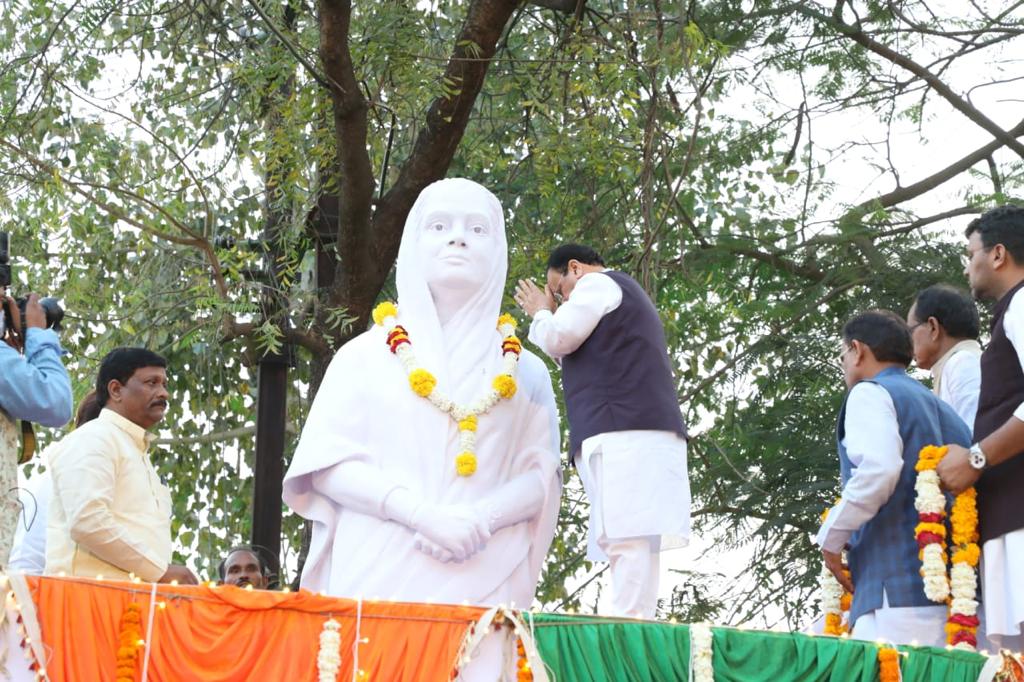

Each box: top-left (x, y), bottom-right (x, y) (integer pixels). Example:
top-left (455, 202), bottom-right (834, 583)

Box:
top-left (412, 504), bottom-right (492, 563)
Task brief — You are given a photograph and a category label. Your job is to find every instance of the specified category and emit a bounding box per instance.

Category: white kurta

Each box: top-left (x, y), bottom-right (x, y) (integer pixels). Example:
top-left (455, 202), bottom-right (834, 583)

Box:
top-left (980, 287), bottom-right (1024, 647)
top-left (528, 271), bottom-right (691, 559)
top-left (9, 463), bottom-right (52, 574)
top-left (931, 341), bottom-right (981, 430)
top-left (815, 380), bottom-right (947, 641)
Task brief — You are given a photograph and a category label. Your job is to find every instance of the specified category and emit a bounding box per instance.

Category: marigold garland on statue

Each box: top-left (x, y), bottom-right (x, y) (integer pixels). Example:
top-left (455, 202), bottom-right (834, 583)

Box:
top-left (914, 444), bottom-right (981, 651)
top-left (374, 302), bottom-right (522, 477)
top-left (317, 617), bottom-right (342, 681)
top-left (115, 602), bottom-right (143, 682)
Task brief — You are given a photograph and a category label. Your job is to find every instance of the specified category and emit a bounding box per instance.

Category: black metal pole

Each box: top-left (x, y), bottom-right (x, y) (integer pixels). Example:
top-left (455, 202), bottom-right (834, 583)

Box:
top-left (251, 350), bottom-right (289, 584)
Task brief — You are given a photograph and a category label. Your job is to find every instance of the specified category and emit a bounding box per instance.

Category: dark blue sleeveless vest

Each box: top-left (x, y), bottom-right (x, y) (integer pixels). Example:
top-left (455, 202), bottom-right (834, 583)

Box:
top-left (837, 367), bottom-right (971, 624)
top-left (561, 271), bottom-right (687, 457)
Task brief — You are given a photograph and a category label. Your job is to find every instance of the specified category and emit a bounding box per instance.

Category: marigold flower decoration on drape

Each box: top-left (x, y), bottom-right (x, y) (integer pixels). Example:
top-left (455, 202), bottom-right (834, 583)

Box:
top-left (374, 303), bottom-right (522, 477)
top-left (914, 444), bottom-right (981, 651)
top-left (516, 636), bottom-right (533, 681)
top-left (115, 602), bottom-right (143, 682)
top-left (878, 646), bottom-right (902, 682)
top-left (819, 504), bottom-right (851, 636)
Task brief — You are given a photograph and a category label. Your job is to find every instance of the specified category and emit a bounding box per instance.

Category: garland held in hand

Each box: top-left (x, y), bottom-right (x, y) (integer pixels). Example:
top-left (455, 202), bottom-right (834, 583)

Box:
top-left (914, 444), bottom-right (981, 651)
top-left (819, 504), bottom-right (851, 636)
top-left (374, 303), bottom-right (522, 477)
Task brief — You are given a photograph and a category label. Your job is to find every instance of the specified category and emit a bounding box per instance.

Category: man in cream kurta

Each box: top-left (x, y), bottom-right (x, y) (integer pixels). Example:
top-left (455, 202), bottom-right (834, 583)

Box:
top-left (907, 284), bottom-right (981, 428)
top-left (46, 348), bottom-right (196, 584)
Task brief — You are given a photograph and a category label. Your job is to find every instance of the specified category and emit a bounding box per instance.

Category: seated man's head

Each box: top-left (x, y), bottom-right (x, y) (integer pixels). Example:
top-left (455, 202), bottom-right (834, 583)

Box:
top-left (545, 244), bottom-right (605, 304)
top-left (907, 284), bottom-right (979, 370)
top-left (96, 348), bottom-right (169, 430)
top-left (218, 546), bottom-right (270, 588)
top-left (839, 310), bottom-right (913, 389)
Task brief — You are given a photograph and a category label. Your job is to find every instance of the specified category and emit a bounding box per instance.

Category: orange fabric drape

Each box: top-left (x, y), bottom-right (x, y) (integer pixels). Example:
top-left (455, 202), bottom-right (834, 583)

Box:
top-left (27, 576), bottom-right (486, 682)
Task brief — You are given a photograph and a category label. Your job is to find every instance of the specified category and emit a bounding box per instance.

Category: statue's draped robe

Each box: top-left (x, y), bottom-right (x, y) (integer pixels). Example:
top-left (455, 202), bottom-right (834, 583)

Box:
top-left (283, 178), bottom-right (562, 606)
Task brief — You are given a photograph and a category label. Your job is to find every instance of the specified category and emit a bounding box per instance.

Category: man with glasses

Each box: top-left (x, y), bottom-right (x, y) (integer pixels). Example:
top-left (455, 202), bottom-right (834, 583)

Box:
top-left (906, 284), bottom-right (981, 428)
top-left (514, 244), bottom-right (689, 619)
top-left (818, 310), bottom-right (970, 646)
top-left (938, 205), bottom-right (1024, 652)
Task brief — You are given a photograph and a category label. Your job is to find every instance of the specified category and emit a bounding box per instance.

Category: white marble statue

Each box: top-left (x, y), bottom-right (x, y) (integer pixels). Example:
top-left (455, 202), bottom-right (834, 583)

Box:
top-left (283, 178), bottom-right (562, 610)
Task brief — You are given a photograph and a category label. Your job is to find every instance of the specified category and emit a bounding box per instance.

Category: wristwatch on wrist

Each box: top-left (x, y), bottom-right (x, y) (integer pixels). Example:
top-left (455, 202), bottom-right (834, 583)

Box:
top-left (968, 443), bottom-right (987, 471)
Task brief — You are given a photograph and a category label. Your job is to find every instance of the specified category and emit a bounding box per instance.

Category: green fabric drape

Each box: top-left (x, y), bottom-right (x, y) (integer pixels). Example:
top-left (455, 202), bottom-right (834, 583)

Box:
top-left (526, 613), bottom-right (690, 681)
top-left (527, 613), bottom-right (986, 682)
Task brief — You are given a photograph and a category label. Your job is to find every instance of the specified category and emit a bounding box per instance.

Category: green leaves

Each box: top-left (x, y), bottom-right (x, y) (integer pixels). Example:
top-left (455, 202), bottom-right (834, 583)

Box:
top-left (0, 0), bottom-right (1019, 622)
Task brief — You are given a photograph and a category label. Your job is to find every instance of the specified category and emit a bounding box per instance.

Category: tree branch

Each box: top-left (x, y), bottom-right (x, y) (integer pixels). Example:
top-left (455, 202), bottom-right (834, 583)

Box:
top-left (855, 118), bottom-right (1024, 212)
top-left (244, 0), bottom-right (335, 90)
top-left (369, 0), bottom-right (521, 308)
top-left (527, 0), bottom-right (579, 11)
top-left (320, 0), bottom-right (377, 319)
top-left (794, 4), bottom-right (1024, 158)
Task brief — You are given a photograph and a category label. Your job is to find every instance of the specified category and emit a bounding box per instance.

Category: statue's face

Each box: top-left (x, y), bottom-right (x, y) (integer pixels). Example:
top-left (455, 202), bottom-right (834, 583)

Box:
top-left (417, 189), bottom-right (497, 295)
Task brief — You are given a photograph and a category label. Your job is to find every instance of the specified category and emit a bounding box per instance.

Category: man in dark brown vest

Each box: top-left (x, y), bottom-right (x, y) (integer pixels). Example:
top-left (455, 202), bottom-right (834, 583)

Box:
top-left (938, 205), bottom-right (1024, 652)
top-left (514, 244), bottom-right (689, 619)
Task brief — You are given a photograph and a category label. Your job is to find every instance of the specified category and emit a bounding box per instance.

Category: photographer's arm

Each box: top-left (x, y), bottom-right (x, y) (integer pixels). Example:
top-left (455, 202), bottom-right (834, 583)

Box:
top-left (0, 296), bottom-right (72, 427)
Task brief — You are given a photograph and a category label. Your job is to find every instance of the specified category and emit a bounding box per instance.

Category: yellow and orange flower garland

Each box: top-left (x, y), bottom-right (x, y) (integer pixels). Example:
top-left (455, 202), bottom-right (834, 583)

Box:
top-left (516, 636), bottom-right (533, 681)
top-left (374, 302), bottom-right (522, 477)
top-left (914, 445), bottom-right (981, 651)
top-left (819, 505), bottom-right (851, 636)
top-left (115, 602), bottom-right (143, 682)
top-left (878, 646), bottom-right (901, 682)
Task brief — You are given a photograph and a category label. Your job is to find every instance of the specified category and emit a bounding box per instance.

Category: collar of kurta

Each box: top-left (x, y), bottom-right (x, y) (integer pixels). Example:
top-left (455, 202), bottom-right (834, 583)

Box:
top-left (97, 408), bottom-right (156, 452)
top-left (930, 338), bottom-right (982, 395)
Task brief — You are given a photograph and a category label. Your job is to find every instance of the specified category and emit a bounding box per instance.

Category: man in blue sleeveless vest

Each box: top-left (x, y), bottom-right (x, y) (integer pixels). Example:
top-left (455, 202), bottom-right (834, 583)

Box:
top-left (816, 310), bottom-right (971, 646)
top-left (938, 205), bottom-right (1024, 652)
top-left (514, 244), bottom-right (689, 619)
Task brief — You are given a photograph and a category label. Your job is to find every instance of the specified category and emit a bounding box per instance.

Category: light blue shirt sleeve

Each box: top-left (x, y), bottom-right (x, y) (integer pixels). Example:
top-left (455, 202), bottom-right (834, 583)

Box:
top-left (0, 328), bottom-right (73, 427)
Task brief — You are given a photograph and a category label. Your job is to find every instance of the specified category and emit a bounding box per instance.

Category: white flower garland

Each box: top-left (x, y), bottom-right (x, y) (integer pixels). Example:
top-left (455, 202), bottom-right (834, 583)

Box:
top-left (919, 543), bottom-right (950, 602)
top-left (317, 618), bottom-right (342, 682)
top-left (818, 563), bottom-right (848, 635)
top-left (915, 445), bottom-right (981, 651)
top-left (913, 466), bottom-right (950, 603)
top-left (689, 623), bottom-right (713, 682)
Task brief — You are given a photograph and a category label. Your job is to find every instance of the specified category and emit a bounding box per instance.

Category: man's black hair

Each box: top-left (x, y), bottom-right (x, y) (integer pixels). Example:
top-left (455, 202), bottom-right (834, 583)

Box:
top-left (217, 545), bottom-right (271, 581)
top-left (912, 284), bottom-right (980, 340)
top-left (842, 310), bottom-right (914, 366)
top-left (546, 244), bottom-right (605, 275)
top-left (95, 347), bottom-right (167, 407)
top-left (965, 205), bottom-right (1024, 264)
